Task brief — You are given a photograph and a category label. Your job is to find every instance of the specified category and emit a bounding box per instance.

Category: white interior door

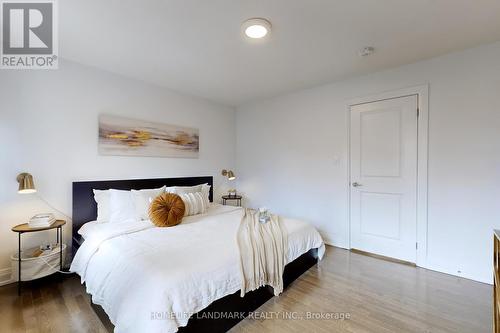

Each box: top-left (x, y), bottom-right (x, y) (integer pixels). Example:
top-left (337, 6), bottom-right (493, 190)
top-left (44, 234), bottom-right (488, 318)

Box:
top-left (350, 95), bottom-right (418, 263)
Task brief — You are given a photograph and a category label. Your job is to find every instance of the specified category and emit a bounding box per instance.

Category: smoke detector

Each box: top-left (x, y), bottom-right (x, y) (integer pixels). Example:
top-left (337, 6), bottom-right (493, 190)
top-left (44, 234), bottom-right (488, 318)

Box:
top-left (359, 47), bottom-right (375, 57)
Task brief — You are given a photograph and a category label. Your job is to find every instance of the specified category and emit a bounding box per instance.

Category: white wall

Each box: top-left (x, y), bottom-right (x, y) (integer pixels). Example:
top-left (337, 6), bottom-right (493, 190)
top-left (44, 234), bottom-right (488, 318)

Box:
top-left (236, 41), bottom-right (500, 284)
top-left (0, 60), bottom-right (236, 284)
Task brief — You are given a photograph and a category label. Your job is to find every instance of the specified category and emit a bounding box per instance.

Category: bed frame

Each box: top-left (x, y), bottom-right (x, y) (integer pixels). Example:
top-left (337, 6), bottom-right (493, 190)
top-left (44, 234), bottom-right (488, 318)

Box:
top-left (72, 176), bottom-right (319, 333)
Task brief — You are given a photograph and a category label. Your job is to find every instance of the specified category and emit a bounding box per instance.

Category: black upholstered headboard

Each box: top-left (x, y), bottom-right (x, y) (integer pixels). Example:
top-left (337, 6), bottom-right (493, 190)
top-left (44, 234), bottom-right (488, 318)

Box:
top-left (72, 176), bottom-right (213, 239)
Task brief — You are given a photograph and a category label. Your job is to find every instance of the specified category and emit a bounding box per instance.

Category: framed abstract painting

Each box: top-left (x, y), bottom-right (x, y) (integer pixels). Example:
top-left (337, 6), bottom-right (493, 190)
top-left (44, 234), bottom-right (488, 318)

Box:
top-left (98, 114), bottom-right (199, 158)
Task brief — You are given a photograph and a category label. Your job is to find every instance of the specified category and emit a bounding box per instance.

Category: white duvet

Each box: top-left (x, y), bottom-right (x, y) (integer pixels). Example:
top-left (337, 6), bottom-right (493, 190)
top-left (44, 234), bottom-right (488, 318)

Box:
top-left (71, 204), bottom-right (324, 333)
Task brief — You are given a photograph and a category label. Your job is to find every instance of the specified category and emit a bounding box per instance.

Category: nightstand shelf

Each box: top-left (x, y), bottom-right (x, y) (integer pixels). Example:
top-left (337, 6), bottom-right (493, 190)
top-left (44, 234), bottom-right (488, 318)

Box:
top-left (11, 220), bottom-right (66, 295)
top-left (222, 195), bottom-right (242, 207)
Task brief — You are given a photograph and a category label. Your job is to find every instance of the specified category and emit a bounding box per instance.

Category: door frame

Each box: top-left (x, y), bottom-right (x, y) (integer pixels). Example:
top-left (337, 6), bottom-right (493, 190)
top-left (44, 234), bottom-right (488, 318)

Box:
top-left (346, 85), bottom-right (429, 267)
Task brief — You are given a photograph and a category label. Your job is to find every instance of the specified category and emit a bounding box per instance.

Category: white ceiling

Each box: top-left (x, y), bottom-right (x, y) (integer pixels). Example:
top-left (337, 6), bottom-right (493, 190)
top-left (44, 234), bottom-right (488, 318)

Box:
top-left (60, 0), bottom-right (500, 106)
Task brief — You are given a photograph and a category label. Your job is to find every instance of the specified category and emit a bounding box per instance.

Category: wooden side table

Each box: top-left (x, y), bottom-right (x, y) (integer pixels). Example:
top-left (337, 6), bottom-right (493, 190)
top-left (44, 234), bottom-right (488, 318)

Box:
top-left (494, 230), bottom-right (500, 333)
top-left (222, 195), bottom-right (242, 207)
top-left (11, 220), bottom-right (66, 295)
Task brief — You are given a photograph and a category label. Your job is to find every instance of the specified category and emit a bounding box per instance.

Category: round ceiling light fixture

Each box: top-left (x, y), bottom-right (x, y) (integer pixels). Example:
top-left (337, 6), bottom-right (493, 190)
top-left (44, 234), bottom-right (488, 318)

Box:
top-left (242, 18), bottom-right (271, 39)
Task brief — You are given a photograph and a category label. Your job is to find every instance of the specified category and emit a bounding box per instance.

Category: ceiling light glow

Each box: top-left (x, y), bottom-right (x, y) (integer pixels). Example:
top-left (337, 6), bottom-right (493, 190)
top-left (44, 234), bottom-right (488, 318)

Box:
top-left (242, 18), bottom-right (271, 39)
top-left (245, 25), bottom-right (268, 38)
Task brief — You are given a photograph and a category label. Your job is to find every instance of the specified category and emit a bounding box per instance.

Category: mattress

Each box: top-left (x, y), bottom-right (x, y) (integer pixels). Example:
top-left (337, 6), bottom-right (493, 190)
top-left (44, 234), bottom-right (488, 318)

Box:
top-left (71, 204), bottom-right (324, 333)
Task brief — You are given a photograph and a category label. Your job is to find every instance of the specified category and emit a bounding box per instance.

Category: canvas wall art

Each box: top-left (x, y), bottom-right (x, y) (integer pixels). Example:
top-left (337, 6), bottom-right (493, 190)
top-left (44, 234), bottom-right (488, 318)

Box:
top-left (98, 114), bottom-right (199, 158)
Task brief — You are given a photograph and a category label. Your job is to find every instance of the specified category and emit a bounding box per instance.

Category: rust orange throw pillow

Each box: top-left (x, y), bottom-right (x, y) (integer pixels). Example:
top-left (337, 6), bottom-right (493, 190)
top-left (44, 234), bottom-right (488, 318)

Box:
top-left (149, 193), bottom-right (185, 227)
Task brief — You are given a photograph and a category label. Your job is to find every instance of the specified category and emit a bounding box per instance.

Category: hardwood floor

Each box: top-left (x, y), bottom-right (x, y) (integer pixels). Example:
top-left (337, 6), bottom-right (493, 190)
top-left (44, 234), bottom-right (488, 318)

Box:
top-left (0, 246), bottom-right (492, 332)
top-left (0, 274), bottom-right (107, 333)
top-left (232, 246), bottom-right (492, 333)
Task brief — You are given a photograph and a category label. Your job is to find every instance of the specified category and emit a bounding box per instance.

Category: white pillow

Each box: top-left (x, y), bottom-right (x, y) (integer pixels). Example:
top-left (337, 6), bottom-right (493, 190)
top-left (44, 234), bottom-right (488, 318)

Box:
top-left (179, 192), bottom-right (208, 216)
top-left (78, 220), bottom-right (99, 239)
top-left (109, 189), bottom-right (137, 223)
top-left (200, 184), bottom-right (211, 208)
top-left (93, 189), bottom-right (110, 223)
top-left (166, 183), bottom-right (211, 208)
top-left (165, 183), bottom-right (209, 194)
top-left (165, 184), bottom-right (202, 194)
top-left (131, 186), bottom-right (166, 220)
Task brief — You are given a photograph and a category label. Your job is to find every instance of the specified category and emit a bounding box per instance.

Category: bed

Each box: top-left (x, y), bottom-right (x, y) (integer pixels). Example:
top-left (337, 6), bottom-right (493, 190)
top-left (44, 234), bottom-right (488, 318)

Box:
top-left (71, 176), bottom-right (324, 333)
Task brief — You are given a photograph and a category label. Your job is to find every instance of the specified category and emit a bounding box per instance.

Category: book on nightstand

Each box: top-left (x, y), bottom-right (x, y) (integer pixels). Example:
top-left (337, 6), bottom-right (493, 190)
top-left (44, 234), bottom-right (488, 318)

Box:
top-left (28, 213), bottom-right (56, 228)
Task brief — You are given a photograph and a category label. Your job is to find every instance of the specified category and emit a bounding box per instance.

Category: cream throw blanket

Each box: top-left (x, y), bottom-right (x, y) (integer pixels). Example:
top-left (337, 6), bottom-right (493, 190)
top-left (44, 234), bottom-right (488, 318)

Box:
top-left (237, 208), bottom-right (288, 297)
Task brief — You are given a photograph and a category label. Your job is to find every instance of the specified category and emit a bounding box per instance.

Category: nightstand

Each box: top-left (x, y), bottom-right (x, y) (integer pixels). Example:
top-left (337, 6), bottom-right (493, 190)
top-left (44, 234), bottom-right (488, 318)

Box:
top-left (222, 195), bottom-right (242, 207)
top-left (11, 220), bottom-right (66, 295)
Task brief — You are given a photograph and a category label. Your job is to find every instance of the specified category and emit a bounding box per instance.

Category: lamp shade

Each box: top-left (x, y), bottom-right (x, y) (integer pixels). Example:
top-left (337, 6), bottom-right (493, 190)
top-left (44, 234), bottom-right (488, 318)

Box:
top-left (221, 169), bottom-right (236, 181)
top-left (227, 170), bottom-right (236, 180)
top-left (17, 173), bottom-right (36, 194)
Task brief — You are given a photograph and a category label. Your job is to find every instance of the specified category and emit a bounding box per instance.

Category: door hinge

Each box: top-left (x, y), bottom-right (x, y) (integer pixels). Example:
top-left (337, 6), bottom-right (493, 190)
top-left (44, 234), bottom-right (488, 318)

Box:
top-left (417, 108), bottom-right (420, 118)
top-left (416, 242), bottom-right (418, 250)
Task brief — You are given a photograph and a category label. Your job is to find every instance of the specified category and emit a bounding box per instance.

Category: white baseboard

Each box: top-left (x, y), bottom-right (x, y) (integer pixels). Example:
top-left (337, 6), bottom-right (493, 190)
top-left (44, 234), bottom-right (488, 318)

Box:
top-left (322, 242), bottom-right (492, 285)
top-left (320, 234), bottom-right (491, 285)
top-left (422, 262), bottom-right (492, 285)
top-left (0, 268), bottom-right (13, 286)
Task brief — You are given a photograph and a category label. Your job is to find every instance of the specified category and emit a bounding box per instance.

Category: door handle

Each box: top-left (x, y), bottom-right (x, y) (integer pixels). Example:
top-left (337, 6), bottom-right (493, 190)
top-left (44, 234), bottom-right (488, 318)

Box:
top-left (352, 182), bottom-right (362, 187)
